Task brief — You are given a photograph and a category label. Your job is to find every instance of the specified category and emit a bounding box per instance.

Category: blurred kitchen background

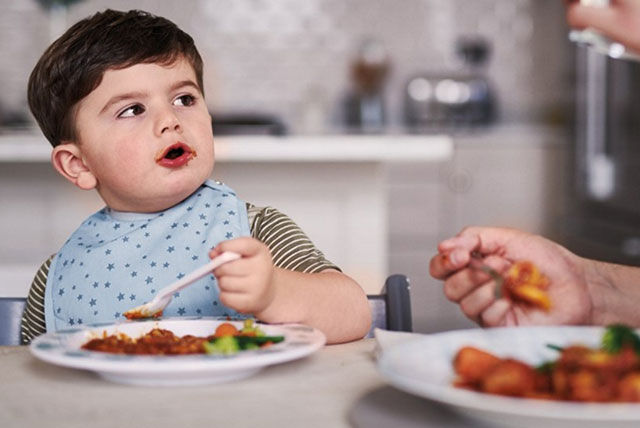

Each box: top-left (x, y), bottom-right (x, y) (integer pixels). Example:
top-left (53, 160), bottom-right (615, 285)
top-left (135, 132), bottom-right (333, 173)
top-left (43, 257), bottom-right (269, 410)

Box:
top-left (1, 0), bottom-right (572, 132)
top-left (3, 0), bottom-right (638, 334)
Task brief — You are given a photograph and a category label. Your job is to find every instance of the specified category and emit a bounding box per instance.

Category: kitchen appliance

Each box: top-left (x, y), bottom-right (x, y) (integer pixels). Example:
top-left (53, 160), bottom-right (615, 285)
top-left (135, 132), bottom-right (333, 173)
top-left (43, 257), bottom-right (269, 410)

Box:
top-left (211, 112), bottom-right (286, 135)
top-left (343, 39), bottom-right (390, 133)
top-left (566, 44), bottom-right (640, 266)
top-left (404, 37), bottom-right (496, 132)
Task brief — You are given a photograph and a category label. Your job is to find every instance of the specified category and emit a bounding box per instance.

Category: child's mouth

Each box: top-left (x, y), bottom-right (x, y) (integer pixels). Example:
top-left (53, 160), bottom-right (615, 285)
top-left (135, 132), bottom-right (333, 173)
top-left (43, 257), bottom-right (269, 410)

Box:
top-left (155, 142), bottom-right (197, 168)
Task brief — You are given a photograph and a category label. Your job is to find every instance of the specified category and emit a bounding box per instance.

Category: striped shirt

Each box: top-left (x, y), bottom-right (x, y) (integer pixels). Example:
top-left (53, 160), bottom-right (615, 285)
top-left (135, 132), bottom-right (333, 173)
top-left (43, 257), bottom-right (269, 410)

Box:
top-left (20, 203), bottom-right (338, 344)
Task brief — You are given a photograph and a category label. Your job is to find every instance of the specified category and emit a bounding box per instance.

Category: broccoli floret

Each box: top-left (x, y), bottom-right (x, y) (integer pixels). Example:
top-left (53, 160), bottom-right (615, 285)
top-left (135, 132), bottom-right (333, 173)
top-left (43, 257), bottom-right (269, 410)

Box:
top-left (203, 335), bottom-right (240, 355)
top-left (601, 324), bottom-right (640, 355)
top-left (235, 335), bottom-right (285, 349)
top-left (240, 318), bottom-right (265, 337)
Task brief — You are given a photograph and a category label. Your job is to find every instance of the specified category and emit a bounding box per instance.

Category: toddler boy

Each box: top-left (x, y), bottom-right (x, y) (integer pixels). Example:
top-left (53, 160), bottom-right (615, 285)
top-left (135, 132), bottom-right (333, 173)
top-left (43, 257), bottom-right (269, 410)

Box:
top-left (22, 9), bottom-right (371, 344)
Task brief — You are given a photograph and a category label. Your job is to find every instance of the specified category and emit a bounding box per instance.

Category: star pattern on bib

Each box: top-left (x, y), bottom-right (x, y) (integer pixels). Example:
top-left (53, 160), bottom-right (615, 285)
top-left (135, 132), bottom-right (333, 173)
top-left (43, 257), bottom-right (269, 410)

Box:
top-left (50, 182), bottom-right (248, 329)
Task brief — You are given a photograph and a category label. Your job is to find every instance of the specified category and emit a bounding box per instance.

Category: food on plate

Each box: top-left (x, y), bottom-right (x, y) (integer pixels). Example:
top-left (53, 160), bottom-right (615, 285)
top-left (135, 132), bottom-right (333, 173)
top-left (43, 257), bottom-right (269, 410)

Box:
top-left (81, 319), bottom-right (284, 355)
top-left (82, 327), bottom-right (212, 355)
top-left (453, 346), bottom-right (501, 383)
top-left (452, 325), bottom-right (640, 402)
top-left (214, 322), bottom-right (239, 337)
top-left (502, 260), bottom-right (551, 311)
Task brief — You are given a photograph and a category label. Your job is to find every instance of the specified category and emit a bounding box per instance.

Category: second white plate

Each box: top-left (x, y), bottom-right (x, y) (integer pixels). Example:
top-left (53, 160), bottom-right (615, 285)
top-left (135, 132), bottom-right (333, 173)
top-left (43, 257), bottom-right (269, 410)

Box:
top-left (378, 326), bottom-right (640, 428)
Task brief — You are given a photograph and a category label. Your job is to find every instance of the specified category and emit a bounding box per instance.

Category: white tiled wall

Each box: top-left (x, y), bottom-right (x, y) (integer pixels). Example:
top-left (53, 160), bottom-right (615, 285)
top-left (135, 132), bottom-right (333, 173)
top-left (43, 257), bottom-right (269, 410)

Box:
top-left (0, 0), bottom-right (572, 132)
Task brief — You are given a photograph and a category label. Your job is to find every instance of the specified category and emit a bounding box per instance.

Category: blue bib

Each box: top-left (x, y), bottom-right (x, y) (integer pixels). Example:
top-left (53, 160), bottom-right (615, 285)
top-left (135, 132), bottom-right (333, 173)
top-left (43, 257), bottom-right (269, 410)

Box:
top-left (44, 180), bottom-right (250, 331)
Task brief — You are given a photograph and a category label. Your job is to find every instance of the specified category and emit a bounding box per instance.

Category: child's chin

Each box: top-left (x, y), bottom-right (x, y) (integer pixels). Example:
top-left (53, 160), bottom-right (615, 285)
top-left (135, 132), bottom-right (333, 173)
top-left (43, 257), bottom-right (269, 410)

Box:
top-left (163, 175), bottom-right (207, 199)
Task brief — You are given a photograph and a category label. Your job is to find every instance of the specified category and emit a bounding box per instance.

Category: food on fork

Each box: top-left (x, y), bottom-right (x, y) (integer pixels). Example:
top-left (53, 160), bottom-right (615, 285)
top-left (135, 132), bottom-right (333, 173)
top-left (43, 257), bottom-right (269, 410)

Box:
top-left (449, 252), bottom-right (552, 311)
top-left (502, 260), bottom-right (551, 311)
top-left (123, 310), bottom-right (163, 320)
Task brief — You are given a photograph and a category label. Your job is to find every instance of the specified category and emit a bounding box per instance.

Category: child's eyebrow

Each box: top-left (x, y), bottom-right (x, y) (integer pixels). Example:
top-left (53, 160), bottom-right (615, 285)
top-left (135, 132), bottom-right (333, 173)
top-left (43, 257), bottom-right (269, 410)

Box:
top-left (100, 91), bottom-right (146, 115)
top-left (170, 80), bottom-right (201, 93)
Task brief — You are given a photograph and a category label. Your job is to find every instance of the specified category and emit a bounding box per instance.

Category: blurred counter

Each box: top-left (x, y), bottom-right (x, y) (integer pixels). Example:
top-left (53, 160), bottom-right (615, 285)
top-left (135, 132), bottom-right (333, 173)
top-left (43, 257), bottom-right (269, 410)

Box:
top-left (0, 133), bottom-right (452, 163)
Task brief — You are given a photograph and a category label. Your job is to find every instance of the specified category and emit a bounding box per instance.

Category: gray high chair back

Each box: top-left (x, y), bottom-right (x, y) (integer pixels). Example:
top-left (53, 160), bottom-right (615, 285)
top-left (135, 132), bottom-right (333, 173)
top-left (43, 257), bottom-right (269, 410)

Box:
top-left (0, 297), bottom-right (27, 345)
top-left (366, 274), bottom-right (412, 338)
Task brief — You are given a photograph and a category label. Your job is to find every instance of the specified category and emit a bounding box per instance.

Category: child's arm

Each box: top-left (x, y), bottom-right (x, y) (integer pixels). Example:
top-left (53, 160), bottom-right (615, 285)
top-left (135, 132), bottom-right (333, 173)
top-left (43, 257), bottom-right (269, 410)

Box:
top-left (210, 237), bottom-right (372, 344)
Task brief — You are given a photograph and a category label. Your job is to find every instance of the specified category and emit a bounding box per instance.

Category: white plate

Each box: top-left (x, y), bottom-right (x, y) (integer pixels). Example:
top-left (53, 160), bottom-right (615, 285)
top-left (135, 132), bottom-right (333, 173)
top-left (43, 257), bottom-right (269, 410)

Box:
top-left (378, 326), bottom-right (640, 428)
top-left (30, 317), bottom-right (325, 386)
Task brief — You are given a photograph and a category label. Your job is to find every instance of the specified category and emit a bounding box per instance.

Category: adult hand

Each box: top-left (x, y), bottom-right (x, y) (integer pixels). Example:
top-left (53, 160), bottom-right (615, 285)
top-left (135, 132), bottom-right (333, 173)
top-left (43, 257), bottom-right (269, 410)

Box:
top-left (209, 237), bottom-right (276, 315)
top-left (429, 226), bottom-right (593, 327)
top-left (566, 0), bottom-right (640, 53)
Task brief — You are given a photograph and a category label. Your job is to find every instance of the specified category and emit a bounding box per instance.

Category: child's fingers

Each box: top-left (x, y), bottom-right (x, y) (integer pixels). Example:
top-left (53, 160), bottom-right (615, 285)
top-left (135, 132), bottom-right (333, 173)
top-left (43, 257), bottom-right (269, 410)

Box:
top-left (213, 237), bottom-right (261, 256)
top-left (213, 259), bottom-right (252, 279)
top-left (209, 238), bottom-right (257, 260)
top-left (218, 290), bottom-right (253, 313)
top-left (217, 276), bottom-right (251, 292)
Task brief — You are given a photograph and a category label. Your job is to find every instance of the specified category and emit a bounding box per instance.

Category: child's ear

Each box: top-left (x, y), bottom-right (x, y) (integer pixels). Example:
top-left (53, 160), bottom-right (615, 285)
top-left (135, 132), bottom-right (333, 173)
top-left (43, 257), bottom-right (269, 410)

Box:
top-left (51, 143), bottom-right (97, 190)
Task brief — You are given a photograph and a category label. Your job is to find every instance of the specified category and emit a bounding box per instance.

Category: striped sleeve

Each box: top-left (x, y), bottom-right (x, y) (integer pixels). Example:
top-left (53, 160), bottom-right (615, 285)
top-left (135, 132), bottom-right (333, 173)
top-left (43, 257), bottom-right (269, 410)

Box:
top-left (20, 255), bottom-right (53, 345)
top-left (247, 204), bottom-right (340, 273)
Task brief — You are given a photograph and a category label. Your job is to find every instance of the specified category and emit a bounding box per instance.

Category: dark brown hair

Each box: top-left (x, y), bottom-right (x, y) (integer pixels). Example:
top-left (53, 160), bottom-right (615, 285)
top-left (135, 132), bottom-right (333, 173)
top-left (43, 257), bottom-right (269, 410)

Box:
top-left (28, 9), bottom-right (204, 147)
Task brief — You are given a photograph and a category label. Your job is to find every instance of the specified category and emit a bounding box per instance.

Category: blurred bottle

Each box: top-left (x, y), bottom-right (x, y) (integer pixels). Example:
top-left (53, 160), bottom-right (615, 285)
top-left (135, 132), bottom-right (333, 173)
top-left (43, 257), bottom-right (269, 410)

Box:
top-left (343, 39), bottom-right (390, 133)
top-left (404, 36), bottom-right (496, 132)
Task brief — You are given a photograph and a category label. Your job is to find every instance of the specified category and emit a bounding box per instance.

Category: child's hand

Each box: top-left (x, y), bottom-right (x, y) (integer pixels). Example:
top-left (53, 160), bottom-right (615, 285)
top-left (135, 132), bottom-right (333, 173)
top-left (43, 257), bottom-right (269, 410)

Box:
top-left (209, 237), bottom-right (276, 315)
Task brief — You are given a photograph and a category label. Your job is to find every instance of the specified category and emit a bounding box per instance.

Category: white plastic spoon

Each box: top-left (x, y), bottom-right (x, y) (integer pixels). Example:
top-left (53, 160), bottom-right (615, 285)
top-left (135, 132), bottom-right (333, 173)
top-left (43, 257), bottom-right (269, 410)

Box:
top-left (123, 251), bottom-right (240, 320)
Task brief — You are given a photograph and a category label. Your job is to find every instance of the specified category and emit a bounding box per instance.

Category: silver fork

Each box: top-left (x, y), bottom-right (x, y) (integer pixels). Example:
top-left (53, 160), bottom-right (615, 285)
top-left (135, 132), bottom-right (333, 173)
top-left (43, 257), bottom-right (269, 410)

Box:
top-left (469, 251), bottom-right (505, 298)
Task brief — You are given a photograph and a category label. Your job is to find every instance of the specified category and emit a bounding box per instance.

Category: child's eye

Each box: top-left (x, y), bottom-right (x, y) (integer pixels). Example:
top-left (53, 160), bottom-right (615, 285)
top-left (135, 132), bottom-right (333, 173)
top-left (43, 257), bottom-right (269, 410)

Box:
top-left (118, 104), bottom-right (145, 118)
top-left (173, 94), bottom-right (196, 107)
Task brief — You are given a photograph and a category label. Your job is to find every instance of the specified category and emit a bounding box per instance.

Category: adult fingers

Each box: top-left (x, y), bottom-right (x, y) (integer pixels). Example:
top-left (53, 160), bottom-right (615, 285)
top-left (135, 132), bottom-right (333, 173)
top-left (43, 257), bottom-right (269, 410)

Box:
top-left (442, 255), bottom-right (510, 302)
top-left (443, 268), bottom-right (488, 302)
top-left (437, 232), bottom-right (480, 254)
top-left (566, 2), bottom-right (620, 34)
top-left (430, 247), bottom-right (480, 280)
top-left (458, 281), bottom-right (499, 319)
top-left (439, 226), bottom-right (520, 261)
top-left (432, 230), bottom-right (485, 280)
top-left (455, 226), bottom-right (524, 256)
top-left (478, 299), bottom-right (512, 327)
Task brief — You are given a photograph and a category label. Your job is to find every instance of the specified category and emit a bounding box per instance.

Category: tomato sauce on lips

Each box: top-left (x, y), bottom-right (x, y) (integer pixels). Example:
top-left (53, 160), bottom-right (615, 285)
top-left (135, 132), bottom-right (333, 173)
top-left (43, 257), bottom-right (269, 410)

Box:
top-left (155, 142), bottom-right (197, 168)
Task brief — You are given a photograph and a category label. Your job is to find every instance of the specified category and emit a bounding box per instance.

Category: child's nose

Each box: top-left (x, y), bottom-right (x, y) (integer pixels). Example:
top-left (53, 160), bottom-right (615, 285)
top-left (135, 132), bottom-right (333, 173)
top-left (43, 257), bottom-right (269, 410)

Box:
top-left (156, 108), bottom-right (181, 135)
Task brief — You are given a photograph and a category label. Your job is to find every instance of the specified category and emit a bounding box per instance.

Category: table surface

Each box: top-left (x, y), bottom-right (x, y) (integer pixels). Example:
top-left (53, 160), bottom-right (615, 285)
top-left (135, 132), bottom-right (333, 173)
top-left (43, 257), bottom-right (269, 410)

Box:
top-left (0, 339), bottom-right (483, 428)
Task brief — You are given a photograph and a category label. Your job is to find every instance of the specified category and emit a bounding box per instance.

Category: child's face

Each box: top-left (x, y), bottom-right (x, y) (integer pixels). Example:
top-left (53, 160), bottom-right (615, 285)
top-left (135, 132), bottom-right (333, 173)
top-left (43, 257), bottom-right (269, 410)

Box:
top-left (71, 57), bottom-right (214, 212)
